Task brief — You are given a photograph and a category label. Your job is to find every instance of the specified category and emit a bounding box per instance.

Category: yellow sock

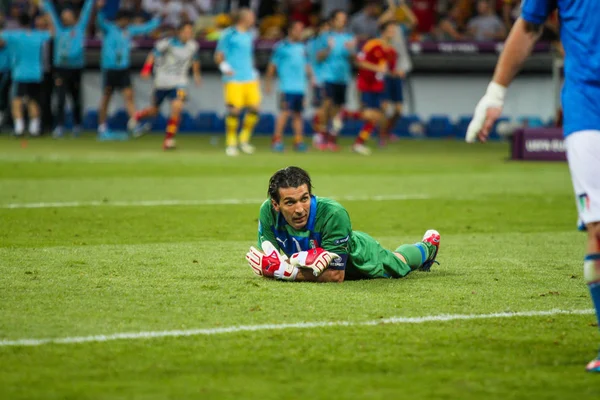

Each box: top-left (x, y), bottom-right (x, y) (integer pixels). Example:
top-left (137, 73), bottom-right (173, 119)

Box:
top-left (239, 111), bottom-right (259, 144)
top-left (225, 114), bottom-right (239, 147)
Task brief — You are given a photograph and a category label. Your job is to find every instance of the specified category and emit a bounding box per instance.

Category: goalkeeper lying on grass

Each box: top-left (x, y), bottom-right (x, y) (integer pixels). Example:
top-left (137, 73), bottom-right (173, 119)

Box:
top-left (246, 166), bottom-right (441, 282)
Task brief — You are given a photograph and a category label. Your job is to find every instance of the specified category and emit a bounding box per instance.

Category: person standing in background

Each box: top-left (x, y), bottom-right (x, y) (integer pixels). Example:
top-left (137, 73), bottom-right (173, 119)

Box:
top-left (265, 20), bottom-right (312, 153)
top-left (467, 0), bottom-right (506, 41)
top-left (380, 0), bottom-right (413, 145)
top-left (214, 8), bottom-right (261, 156)
top-left (0, 13), bottom-right (11, 131)
top-left (349, 0), bottom-right (382, 41)
top-left (306, 18), bottom-right (329, 149)
top-left (35, 14), bottom-right (54, 135)
top-left (0, 13), bottom-right (52, 137)
top-left (95, 0), bottom-right (161, 138)
top-left (321, 0), bottom-right (350, 19)
top-left (42, 0), bottom-right (94, 138)
top-left (318, 9), bottom-right (356, 151)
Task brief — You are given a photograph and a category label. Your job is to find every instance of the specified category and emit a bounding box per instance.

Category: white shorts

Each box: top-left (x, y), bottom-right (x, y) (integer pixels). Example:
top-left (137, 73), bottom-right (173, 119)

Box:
top-left (565, 130), bottom-right (600, 229)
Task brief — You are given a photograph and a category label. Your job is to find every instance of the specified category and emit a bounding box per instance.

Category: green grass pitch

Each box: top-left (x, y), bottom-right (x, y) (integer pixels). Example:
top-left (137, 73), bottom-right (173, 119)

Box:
top-left (0, 134), bottom-right (598, 399)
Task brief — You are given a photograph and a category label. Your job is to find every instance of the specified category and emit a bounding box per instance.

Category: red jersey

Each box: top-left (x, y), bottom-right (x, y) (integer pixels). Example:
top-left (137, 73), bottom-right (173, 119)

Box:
top-left (411, 0), bottom-right (437, 34)
top-left (356, 39), bottom-right (395, 93)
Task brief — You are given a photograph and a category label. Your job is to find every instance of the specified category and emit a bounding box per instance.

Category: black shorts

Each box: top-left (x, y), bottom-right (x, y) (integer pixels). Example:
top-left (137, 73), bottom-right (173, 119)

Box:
top-left (103, 69), bottom-right (131, 90)
top-left (55, 68), bottom-right (82, 87)
top-left (324, 82), bottom-right (347, 106)
top-left (14, 82), bottom-right (42, 101)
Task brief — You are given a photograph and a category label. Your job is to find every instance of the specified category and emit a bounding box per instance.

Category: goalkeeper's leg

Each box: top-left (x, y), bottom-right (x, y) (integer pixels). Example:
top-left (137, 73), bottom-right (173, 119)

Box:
top-left (348, 230), bottom-right (440, 279)
top-left (395, 229), bottom-right (441, 272)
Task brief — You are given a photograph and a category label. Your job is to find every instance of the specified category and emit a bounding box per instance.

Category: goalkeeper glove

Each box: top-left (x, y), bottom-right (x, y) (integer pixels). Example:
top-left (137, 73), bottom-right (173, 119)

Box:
top-left (465, 82), bottom-right (506, 143)
top-left (246, 241), bottom-right (298, 281)
top-left (290, 248), bottom-right (339, 277)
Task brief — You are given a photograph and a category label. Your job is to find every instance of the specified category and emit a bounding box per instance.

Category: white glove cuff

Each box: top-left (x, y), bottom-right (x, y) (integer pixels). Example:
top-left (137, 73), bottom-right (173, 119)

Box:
top-left (219, 62), bottom-right (233, 74)
top-left (486, 81), bottom-right (507, 104)
top-left (274, 262), bottom-right (299, 281)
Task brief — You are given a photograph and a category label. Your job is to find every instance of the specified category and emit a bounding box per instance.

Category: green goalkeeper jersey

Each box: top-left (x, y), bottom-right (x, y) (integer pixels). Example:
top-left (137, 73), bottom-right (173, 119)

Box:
top-left (257, 196), bottom-right (412, 279)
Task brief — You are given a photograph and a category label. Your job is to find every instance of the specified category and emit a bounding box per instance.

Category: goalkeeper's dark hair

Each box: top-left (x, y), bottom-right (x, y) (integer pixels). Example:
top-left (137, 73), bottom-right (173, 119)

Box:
top-left (268, 166), bottom-right (312, 202)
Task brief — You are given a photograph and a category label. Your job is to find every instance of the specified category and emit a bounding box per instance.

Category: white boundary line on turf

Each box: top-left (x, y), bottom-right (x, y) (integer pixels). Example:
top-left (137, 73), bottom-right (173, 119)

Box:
top-left (0, 309), bottom-right (593, 347)
top-left (0, 194), bottom-right (430, 209)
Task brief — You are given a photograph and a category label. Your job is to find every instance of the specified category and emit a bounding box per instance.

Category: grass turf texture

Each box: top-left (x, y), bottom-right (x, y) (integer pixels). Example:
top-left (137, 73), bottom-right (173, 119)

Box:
top-left (0, 134), bottom-right (598, 399)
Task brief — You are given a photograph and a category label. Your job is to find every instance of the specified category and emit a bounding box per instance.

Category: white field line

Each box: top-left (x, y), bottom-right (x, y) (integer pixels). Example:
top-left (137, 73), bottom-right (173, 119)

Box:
top-left (0, 194), bottom-right (430, 210)
top-left (0, 309), bottom-right (593, 347)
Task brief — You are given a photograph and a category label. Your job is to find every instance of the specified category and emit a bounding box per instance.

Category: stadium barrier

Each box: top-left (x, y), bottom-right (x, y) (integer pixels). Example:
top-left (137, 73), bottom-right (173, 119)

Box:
top-left (93, 108), bottom-right (518, 140)
top-left (511, 127), bottom-right (566, 161)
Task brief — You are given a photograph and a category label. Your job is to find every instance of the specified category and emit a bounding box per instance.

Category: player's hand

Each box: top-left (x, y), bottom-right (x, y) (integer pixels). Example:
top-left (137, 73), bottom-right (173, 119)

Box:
top-left (97, 0), bottom-right (105, 9)
top-left (246, 241), bottom-right (297, 280)
top-left (345, 38), bottom-right (357, 52)
top-left (218, 62), bottom-right (235, 76)
top-left (377, 63), bottom-right (389, 74)
top-left (328, 37), bottom-right (335, 49)
top-left (465, 82), bottom-right (506, 143)
top-left (395, 69), bottom-right (406, 79)
top-left (290, 248), bottom-right (339, 277)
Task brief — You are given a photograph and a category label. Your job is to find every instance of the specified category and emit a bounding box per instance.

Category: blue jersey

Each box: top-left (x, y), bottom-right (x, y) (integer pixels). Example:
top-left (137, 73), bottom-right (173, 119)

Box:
top-left (43, 0), bottom-right (93, 69)
top-left (0, 47), bottom-right (11, 72)
top-left (320, 31), bottom-right (355, 84)
top-left (97, 13), bottom-right (161, 70)
top-left (0, 30), bottom-right (51, 82)
top-left (521, 0), bottom-right (600, 137)
top-left (306, 35), bottom-right (327, 86)
top-left (271, 39), bottom-right (308, 94)
top-left (215, 27), bottom-right (257, 83)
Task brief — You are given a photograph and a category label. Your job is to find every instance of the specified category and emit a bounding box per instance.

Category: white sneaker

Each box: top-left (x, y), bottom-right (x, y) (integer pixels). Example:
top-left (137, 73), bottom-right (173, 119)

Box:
top-left (163, 138), bottom-right (176, 150)
top-left (240, 142), bottom-right (255, 154)
top-left (226, 146), bottom-right (239, 156)
top-left (127, 117), bottom-right (138, 132)
top-left (352, 143), bottom-right (372, 155)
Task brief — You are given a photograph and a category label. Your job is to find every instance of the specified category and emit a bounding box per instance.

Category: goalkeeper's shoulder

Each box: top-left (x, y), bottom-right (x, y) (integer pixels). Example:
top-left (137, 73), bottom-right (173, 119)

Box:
top-left (316, 197), bottom-right (351, 225)
top-left (259, 199), bottom-right (272, 215)
top-left (316, 197), bottom-right (348, 214)
top-left (258, 199), bottom-right (275, 226)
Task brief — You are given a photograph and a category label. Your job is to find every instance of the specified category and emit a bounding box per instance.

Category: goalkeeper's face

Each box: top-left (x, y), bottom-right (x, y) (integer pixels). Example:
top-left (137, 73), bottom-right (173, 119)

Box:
top-left (272, 184), bottom-right (311, 230)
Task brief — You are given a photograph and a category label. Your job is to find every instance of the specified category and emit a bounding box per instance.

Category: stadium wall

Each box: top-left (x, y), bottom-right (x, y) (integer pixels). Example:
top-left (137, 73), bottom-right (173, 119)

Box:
top-left (82, 72), bottom-right (556, 123)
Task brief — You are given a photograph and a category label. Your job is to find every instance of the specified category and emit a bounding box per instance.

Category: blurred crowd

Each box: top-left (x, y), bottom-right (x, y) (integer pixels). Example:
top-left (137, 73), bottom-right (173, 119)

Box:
top-left (0, 0), bottom-right (560, 42)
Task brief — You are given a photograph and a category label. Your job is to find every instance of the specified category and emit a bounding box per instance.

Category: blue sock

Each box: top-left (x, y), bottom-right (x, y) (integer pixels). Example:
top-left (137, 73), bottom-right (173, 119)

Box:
top-left (585, 254), bottom-right (600, 330)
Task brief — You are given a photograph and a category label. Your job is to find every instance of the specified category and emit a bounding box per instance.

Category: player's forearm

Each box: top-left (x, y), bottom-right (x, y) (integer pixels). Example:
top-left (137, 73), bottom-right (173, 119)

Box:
top-left (379, 0), bottom-right (397, 24)
top-left (294, 268), bottom-right (345, 283)
top-left (214, 51), bottom-right (224, 65)
top-left (401, 4), bottom-right (418, 26)
top-left (192, 61), bottom-right (201, 78)
top-left (316, 48), bottom-right (330, 62)
top-left (492, 18), bottom-right (541, 87)
top-left (265, 63), bottom-right (276, 80)
top-left (357, 61), bottom-right (383, 73)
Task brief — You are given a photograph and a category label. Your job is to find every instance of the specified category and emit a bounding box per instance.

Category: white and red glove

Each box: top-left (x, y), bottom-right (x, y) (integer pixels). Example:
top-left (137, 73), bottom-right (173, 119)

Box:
top-left (290, 248), bottom-right (339, 277)
top-left (465, 82), bottom-right (507, 143)
top-left (246, 241), bottom-right (298, 281)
